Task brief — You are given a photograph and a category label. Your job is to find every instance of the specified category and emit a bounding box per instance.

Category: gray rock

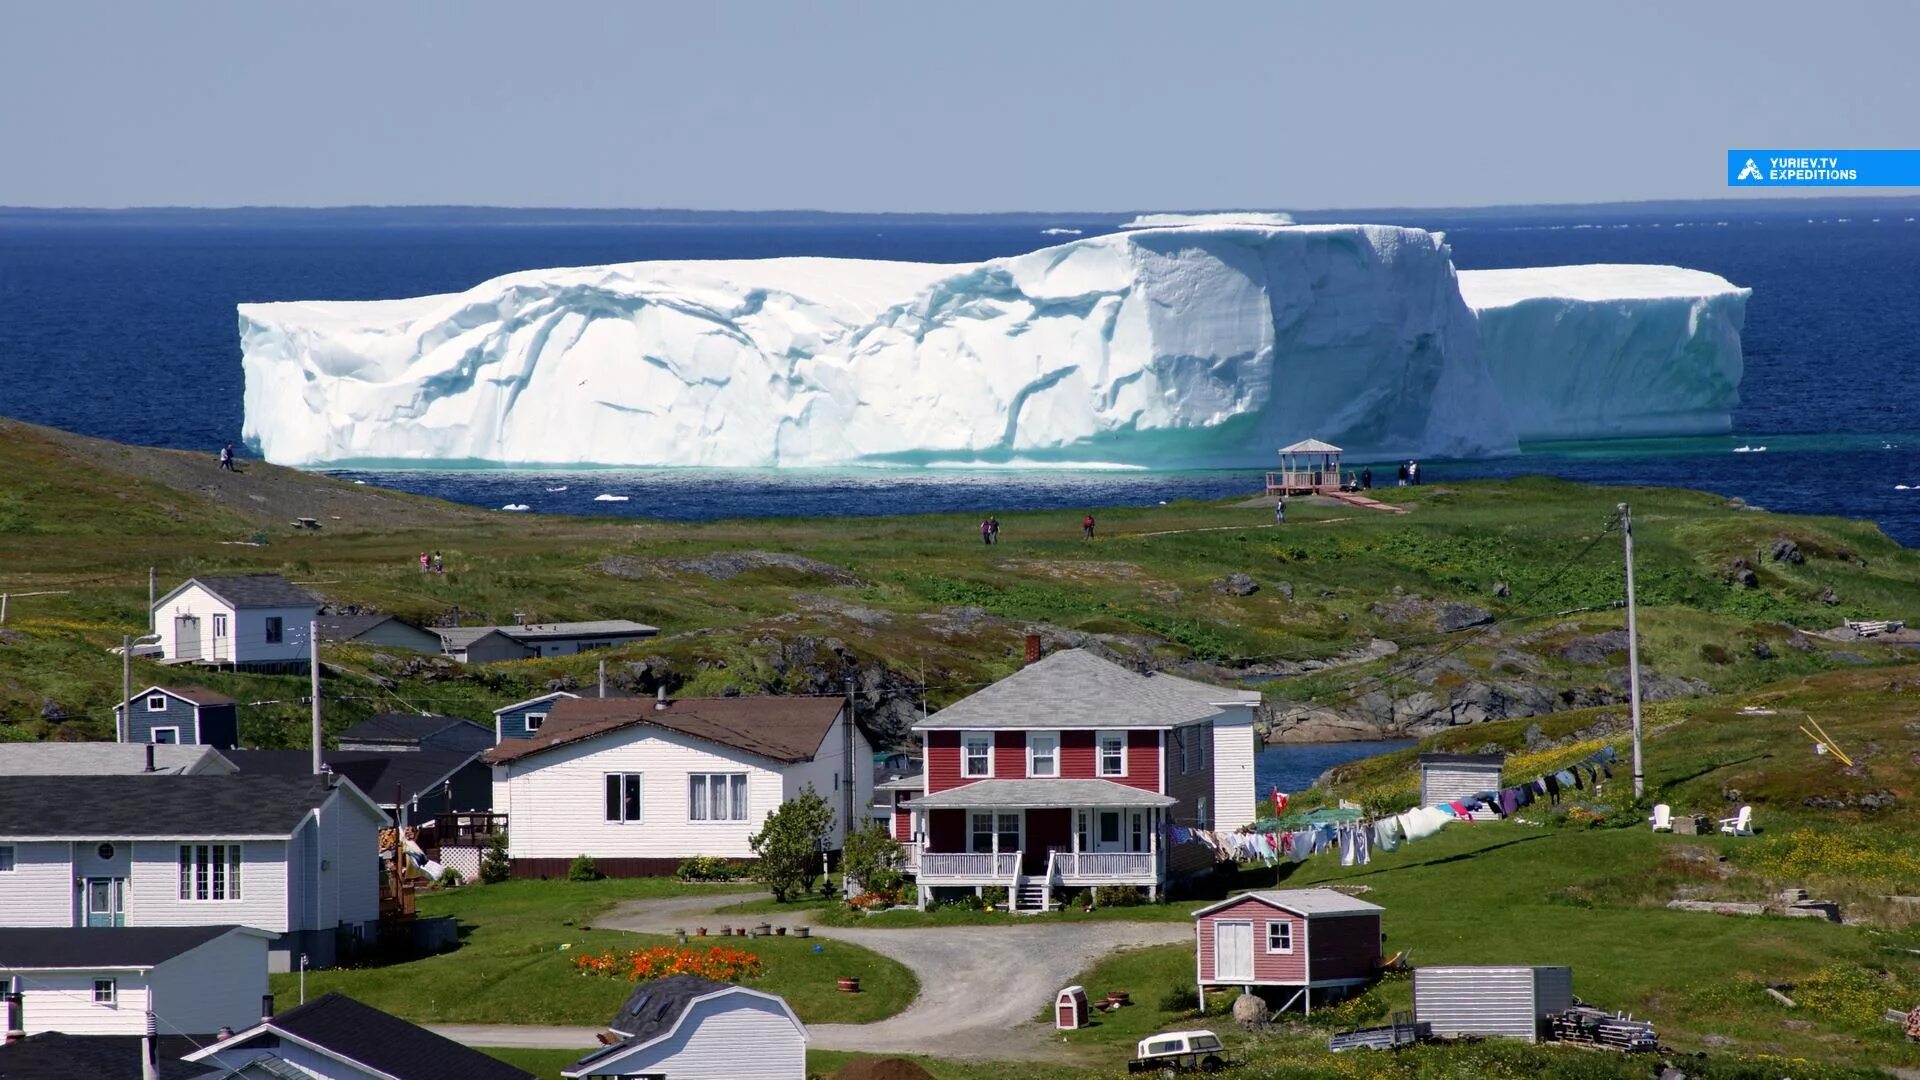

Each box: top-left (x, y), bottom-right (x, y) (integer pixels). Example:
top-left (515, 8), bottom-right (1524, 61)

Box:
top-left (1751, 640), bottom-right (1774, 660)
top-left (1523, 723), bottom-right (1547, 749)
top-left (1560, 630), bottom-right (1630, 665)
top-left (1491, 581), bottom-right (1510, 598)
top-left (1770, 538), bottom-right (1805, 564)
top-left (1434, 602), bottom-right (1492, 632)
top-left (1212, 573), bottom-right (1259, 597)
top-left (1274, 581), bottom-right (1294, 602)
top-left (1818, 586), bottom-right (1840, 605)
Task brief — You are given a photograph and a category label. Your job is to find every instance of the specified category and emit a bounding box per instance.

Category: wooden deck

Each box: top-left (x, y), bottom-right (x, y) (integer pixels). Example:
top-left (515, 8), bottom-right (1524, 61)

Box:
top-left (1324, 492), bottom-right (1408, 514)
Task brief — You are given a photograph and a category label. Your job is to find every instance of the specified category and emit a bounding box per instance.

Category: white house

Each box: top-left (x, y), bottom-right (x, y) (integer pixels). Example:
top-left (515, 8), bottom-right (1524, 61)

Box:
top-left (484, 693), bottom-right (873, 876)
top-left (564, 975), bottom-right (806, 1080)
top-left (150, 575), bottom-right (319, 671)
top-left (0, 773), bottom-right (386, 971)
top-left (0, 925), bottom-right (270, 1037)
top-left (185, 992), bottom-right (536, 1080)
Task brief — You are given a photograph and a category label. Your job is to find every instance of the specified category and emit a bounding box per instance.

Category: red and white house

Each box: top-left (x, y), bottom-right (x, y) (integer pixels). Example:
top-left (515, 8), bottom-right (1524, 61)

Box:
top-left (907, 648), bottom-right (1261, 911)
top-left (1193, 888), bottom-right (1384, 1013)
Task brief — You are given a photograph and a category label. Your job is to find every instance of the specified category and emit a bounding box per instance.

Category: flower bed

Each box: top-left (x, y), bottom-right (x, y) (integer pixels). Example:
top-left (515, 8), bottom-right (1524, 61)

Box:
top-left (572, 944), bottom-right (764, 982)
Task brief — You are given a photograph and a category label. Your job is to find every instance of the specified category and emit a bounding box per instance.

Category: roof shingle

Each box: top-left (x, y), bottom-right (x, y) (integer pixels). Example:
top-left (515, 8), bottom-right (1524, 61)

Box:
top-left (484, 696), bottom-right (843, 766)
top-left (0, 1033), bottom-right (214, 1079)
top-left (254, 993), bottom-right (533, 1080)
top-left (0, 774), bottom-right (339, 839)
top-left (0, 926), bottom-right (254, 969)
top-left (914, 649), bottom-right (1259, 731)
top-left (182, 574), bottom-right (319, 610)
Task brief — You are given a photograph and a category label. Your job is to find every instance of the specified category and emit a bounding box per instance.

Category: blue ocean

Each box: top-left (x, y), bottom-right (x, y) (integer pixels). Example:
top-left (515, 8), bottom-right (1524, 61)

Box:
top-left (2, 203), bottom-right (1918, 542)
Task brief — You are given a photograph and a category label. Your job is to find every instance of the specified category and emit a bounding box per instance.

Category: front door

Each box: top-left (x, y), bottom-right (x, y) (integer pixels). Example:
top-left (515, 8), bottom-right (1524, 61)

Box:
top-left (1096, 810), bottom-right (1123, 852)
top-left (85, 878), bottom-right (125, 927)
top-left (1214, 919), bottom-right (1253, 982)
top-left (174, 615), bottom-right (201, 660)
top-left (211, 613), bottom-right (229, 661)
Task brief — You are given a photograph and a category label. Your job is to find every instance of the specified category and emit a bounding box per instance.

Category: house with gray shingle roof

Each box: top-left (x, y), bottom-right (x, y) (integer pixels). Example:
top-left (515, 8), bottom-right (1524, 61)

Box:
top-left (561, 975), bottom-right (805, 1079)
top-left (432, 619), bottom-right (659, 663)
top-left (149, 574), bottom-right (319, 672)
top-left (906, 647), bottom-right (1262, 912)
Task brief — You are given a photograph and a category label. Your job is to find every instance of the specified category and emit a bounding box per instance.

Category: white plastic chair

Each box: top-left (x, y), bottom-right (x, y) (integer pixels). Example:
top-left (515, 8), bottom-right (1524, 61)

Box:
top-left (1718, 806), bottom-right (1754, 836)
top-left (1648, 804), bottom-right (1673, 832)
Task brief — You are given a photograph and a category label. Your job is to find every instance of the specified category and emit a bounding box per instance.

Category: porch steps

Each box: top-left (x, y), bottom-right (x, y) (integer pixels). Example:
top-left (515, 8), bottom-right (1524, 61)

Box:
top-left (1012, 882), bottom-right (1054, 914)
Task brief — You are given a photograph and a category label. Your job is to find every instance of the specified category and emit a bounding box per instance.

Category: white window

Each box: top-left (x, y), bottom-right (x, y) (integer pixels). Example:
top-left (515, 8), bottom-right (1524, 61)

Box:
top-left (1097, 731), bottom-right (1126, 777)
top-left (1266, 919), bottom-right (1293, 953)
top-left (970, 812), bottom-right (1020, 853)
top-left (264, 617), bottom-right (284, 645)
top-left (1027, 732), bottom-right (1059, 778)
top-left (178, 844), bottom-right (242, 900)
top-left (689, 774), bottom-right (748, 822)
top-left (604, 773), bottom-right (643, 823)
top-left (0, 845), bottom-right (14, 872)
top-left (146, 695), bottom-right (167, 712)
top-left (212, 614), bottom-right (228, 638)
top-left (961, 732), bottom-right (993, 778)
top-left (524, 711), bottom-right (546, 733)
top-left (93, 978), bottom-right (116, 1005)
top-left (151, 728), bottom-right (180, 744)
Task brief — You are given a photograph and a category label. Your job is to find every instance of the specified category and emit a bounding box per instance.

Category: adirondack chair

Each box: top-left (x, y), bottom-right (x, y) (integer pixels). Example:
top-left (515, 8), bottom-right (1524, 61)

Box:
top-left (1648, 804), bottom-right (1673, 832)
top-left (1718, 806), bottom-right (1754, 836)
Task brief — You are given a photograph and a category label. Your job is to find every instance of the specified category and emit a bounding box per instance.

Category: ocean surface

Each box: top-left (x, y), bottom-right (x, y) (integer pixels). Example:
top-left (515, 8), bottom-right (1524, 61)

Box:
top-left (2, 203), bottom-right (1918, 542)
top-left (1254, 739), bottom-right (1415, 799)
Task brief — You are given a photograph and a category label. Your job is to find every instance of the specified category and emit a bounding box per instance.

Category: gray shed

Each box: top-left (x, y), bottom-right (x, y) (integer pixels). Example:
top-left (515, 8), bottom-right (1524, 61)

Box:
top-left (1418, 753), bottom-right (1505, 807)
top-left (1413, 965), bottom-right (1572, 1042)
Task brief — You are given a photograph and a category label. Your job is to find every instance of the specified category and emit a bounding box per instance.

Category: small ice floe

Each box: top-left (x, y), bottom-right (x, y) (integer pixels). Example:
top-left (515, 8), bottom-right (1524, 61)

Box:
top-left (1040, 227), bottom-right (1083, 236)
top-left (593, 493), bottom-right (630, 502)
top-left (1732, 445), bottom-right (1768, 453)
top-left (353, 479), bottom-right (367, 484)
top-left (500, 503), bottom-right (531, 512)
top-left (1897, 484), bottom-right (1914, 491)
top-left (545, 485), bottom-right (569, 492)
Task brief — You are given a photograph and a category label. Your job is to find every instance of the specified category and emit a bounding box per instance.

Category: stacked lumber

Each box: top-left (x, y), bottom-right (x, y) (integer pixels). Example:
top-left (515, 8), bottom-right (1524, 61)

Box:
top-left (1547, 1005), bottom-right (1658, 1052)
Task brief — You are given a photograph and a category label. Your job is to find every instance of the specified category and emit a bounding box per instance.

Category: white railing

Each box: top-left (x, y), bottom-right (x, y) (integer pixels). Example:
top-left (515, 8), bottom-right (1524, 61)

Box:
top-left (1049, 850), bottom-right (1156, 880)
top-left (918, 851), bottom-right (1020, 880)
top-left (900, 841), bottom-right (920, 873)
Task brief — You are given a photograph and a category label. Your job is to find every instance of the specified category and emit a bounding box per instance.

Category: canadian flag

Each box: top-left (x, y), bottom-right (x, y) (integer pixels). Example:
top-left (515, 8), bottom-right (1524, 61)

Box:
top-left (1270, 788), bottom-right (1289, 816)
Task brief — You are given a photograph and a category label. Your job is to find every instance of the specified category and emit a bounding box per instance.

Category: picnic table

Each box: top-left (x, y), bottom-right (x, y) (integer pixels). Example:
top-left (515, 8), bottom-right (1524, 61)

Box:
top-left (291, 517), bottom-right (322, 530)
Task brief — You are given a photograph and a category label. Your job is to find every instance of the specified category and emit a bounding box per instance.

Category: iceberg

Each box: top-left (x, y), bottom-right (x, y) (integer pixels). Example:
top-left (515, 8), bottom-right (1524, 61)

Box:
top-left (240, 223), bottom-right (1518, 468)
top-left (1459, 265), bottom-right (1748, 442)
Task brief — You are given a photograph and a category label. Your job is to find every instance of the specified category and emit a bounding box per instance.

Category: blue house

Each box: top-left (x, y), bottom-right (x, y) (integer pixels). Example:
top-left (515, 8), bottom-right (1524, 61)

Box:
top-left (492, 691), bottom-right (579, 742)
top-left (113, 686), bottom-right (240, 748)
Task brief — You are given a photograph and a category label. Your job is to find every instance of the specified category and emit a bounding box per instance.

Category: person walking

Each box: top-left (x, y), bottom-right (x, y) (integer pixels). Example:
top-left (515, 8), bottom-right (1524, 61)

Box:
top-left (1361, 466), bottom-right (1373, 491)
top-left (218, 443), bottom-right (235, 471)
top-left (419, 552), bottom-right (431, 573)
top-left (1274, 497), bottom-right (1286, 525)
top-left (988, 516), bottom-right (1000, 544)
top-left (1409, 460), bottom-right (1421, 486)
top-left (1082, 513), bottom-right (1095, 540)
top-left (1397, 462), bottom-right (1409, 487)
top-left (432, 551), bottom-right (445, 574)
top-left (980, 518), bottom-right (992, 546)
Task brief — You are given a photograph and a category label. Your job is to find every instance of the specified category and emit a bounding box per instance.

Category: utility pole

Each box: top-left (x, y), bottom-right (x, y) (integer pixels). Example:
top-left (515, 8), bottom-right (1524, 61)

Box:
top-left (1619, 504), bottom-right (1645, 799)
top-left (309, 620), bottom-right (323, 775)
top-left (148, 566), bottom-right (155, 611)
top-left (598, 659), bottom-right (607, 699)
top-left (121, 635), bottom-right (131, 743)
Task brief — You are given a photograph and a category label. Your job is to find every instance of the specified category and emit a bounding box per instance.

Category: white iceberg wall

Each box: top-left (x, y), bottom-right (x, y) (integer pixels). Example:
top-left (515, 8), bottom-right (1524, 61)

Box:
top-left (240, 224), bottom-right (1520, 468)
top-left (1459, 265), bottom-right (1749, 443)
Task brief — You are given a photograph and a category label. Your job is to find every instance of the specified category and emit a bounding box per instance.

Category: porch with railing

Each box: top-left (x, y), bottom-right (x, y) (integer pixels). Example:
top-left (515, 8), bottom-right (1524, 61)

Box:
top-left (917, 850), bottom-right (1021, 882)
top-left (1047, 848), bottom-right (1157, 883)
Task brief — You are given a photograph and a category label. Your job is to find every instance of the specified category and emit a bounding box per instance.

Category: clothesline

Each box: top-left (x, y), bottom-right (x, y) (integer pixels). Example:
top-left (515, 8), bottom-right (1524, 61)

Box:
top-left (1168, 745), bottom-right (1621, 868)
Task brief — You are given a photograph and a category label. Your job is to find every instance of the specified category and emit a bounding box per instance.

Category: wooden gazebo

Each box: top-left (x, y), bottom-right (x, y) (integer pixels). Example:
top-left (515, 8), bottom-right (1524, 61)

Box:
top-left (1266, 438), bottom-right (1343, 495)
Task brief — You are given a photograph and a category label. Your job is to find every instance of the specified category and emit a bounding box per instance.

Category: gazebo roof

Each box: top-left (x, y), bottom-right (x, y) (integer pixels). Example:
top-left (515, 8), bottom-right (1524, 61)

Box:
top-left (1278, 438), bottom-right (1342, 454)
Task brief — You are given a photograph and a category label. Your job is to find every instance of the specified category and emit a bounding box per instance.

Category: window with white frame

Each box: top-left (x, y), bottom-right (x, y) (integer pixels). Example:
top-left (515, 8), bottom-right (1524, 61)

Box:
top-left (604, 773), bottom-right (643, 822)
top-left (1266, 919), bottom-right (1293, 953)
top-left (689, 773), bottom-right (748, 822)
top-left (0, 845), bottom-right (14, 872)
top-left (93, 978), bottom-right (116, 1005)
top-left (178, 844), bottom-right (242, 900)
top-left (146, 694), bottom-right (167, 712)
top-left (524, 711), bottom-right (546, 732)
top-left (264, 617), bottom-right (284, 645)
top-left (961, 732), bottom-right (993, 777)
top-left (150, 728), bottom-right (180, 744)
top-left (1097, 731), bottom-right (1126, 777)
top-left (1027, 732), bottom-right (1059, 777)
top-left (970, 812), bottom-right (1020, 853)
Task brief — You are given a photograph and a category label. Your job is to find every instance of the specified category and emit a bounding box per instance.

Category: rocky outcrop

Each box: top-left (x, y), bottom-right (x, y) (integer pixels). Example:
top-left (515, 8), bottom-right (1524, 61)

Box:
top-left (1212, 573), bottom-right (1259, 597)
top-left (1260, 670), bottom-right (1709, 742)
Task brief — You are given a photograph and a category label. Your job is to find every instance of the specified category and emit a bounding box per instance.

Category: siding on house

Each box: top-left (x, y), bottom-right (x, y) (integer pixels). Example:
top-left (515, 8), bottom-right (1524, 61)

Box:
top-left (1421, 763), bottom-right (1505, 807)
top-left (778, 712), bottom-right (871, 851)
top-left (153, 584), bottom-right (314, 666)
top-left (926, 729), bottom-right (1161, 792)
top-left (142, 930), bottom-right (272, 1036)
top-left (1310, 913), bottom-right (1385, 982)
top-left (497, 726), bottom-right (787, 863)
top-left (1211, 705), bottom-right (1259, 833)
top-left (925, 731), bottom-right (963, 792)
top-left (1163, 725), bottom-right (1217, 877)
top-left (0, 844), bottom-right (89, 927)
top-left (11, 972), bottom-right (154, 1036)
top-left (456, 632), bottom-right (536, 664)
top-left (578, 993), bottom-right (806, 1080)
top-left (203, 1042), bottom-right (389, 1080)
top-left (1197, 897), bottom-right (1383, 987)
top-left (1197, 901), bottom-right (1306, 984)
top-left (496, 693), bottom-right (578, 742)
top-left (126, 840), bottom-right (293, 933)
top-left (1413, 966), bottom-right (1572, 1043)
top-left (122, 693), bottom-right (201, 745)
top-left (1122, 730), bottom-right (1161, 792)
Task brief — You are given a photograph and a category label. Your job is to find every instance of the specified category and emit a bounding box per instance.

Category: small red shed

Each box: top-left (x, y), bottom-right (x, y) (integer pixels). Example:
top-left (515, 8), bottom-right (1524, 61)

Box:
top-left (1192, 888), bottom-right (1384, 1014)
top-left (1055, 985), bottom-right (1090, 1030)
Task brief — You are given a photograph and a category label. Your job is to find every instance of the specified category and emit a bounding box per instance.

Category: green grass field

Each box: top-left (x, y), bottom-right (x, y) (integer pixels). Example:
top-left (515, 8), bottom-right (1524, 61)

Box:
top-left (272, 879), bottom-right (915, 1027)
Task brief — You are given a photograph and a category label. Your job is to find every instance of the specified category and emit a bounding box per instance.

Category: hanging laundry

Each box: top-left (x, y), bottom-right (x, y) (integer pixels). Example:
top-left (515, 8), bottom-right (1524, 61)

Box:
top-left (1271, 788), bottom-right (1290, 817)
top-left (1373, 816), bottom-right (1403, 852)
top-left (1353, 825), bottom-right (1372, 865)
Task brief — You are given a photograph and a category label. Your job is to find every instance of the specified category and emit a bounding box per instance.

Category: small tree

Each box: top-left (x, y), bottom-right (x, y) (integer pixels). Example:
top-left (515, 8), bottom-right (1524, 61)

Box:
top-left (479, 829), bottom-right (512, 884)
top-left (568, 854), bottom-right (604, 882)
top-left (841, 822), bottom-right (905, 899)
top-left (749, 786), bottom-right (835, 902)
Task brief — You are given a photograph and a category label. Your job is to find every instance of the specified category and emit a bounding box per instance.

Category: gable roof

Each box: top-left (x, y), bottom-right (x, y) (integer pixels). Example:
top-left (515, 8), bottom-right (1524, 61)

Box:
top-left (161, 574), bottom-right (318, 611)
top-left (0, 774), bottom-right (343, 840)
top-left (315, 614), bottom-right (431, 642)
top-left (566, 978), bottom-right (804, 1078)
top-left (492, 690), bottom-right (581, 716)
top-left (1192, 887), bottom-right (1384, 919)
top-left (914, 649), bottom-right (1259, 731)
top-left (184, 992), bottom-right (533, 1080)
top-left (338, 713), bottom-right (489, 746)
top-left (0, 925), bottom-right (266, 970)
top-left (433, 627), bottom-right (528, 653)
top-left (485, 695), bottom-right (844, 766)
top-left (119, 685), bottom-right (237, 709)
top-left (226, 749), bottom-right (483, 807)
top-left (0, 743), bottom-right (236, 777)
top-left (0, 1033), bottom-right (215, 1080)
top-left (434, 620), bottom-right (659, 648)
top-left (1278, 438), bottom-right (1343, 454)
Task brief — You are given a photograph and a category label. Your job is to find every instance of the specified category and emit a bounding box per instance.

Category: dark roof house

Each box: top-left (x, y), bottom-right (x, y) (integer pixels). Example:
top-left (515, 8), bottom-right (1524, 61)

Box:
top-left (0, 925), bottom-right (256, 969)
top-left (183, 992), bottom-right (535, 1080)
top-left (225, 748), bottom-right (491, 821)
top-left (0, 1033), bottom-right (214, 1080)
top-left (0, 774), bottom-right (360, 839)
top-left (315, 614), bottom-right (442, 653)
top-left (336, 714), bottom-right (494, 754)
top-left (167, 575), bottom-right (320, 610)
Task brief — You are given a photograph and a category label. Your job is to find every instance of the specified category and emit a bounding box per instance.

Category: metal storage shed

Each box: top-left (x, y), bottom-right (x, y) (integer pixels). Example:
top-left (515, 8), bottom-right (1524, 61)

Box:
top-left (1418, 753), bottom-right (1505, 807)
top-left (1413, 965), bottom-right (1572, 1043)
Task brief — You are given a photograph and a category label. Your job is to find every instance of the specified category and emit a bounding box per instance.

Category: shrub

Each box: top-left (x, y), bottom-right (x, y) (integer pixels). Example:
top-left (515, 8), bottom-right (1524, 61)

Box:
top-left (436, 867), bottom-right (464, 888)
top-left (676, 855), bottom-right (742, 882)
top-left (479, 830), bottom-right (511, 884)
top-left (980, 885), bottom-right (1009, 910)
top-left (748, 786), bottom-right (834, 901)
top-left (841, 823), bottom-right (906, 899)
top-left (1094, 884), bottom-right (1148, 907)
top-left (1159, 985), bottom-right (1200, 1013)
top-left (567, 854), bottom-right (603, 882)
top-left (1699, 642), bottom-right (1733, 665)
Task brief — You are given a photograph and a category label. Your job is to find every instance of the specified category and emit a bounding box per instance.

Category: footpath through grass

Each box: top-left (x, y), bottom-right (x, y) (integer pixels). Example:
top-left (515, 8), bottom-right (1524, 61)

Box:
top-left (273, 879), bottom-right (914, 1027)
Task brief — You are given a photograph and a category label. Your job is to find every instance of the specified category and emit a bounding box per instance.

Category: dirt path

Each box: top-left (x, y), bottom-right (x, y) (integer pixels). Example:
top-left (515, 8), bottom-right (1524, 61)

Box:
top-left (593, 893), bottom-right (1191, 1061)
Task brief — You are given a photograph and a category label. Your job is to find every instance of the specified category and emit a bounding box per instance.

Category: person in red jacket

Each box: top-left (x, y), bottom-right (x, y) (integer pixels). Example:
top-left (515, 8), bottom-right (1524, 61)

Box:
top-left (1082, 513), bottom-right (1095, 539)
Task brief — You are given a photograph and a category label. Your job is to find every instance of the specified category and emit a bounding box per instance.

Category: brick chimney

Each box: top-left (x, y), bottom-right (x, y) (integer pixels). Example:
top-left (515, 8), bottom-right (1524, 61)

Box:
top-left (1023, 633), bottom-right (1042, 666)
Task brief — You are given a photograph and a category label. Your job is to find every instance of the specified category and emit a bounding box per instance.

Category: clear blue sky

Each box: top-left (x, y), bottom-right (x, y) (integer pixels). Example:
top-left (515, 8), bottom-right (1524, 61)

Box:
top-left (4, 0), bottom-right (1917, 211)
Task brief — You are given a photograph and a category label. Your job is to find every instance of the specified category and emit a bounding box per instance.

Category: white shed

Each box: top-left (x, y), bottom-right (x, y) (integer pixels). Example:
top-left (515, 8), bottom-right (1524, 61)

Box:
top-left (150, 574), bottom-right (319, 671)
top-left (1413, 965), bottom-right (1573, 1043)
top-left (1418, 753), bottom-right (1505, 808)
top-left (0, 925), bottom-right (270, 1037)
